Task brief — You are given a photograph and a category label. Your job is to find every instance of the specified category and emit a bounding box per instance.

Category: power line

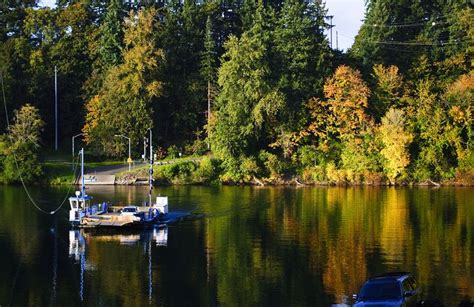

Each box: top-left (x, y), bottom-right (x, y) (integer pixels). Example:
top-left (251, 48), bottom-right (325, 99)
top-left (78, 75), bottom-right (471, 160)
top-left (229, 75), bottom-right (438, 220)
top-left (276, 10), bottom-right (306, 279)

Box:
top-left (359, 38), bottom-right (474, 46)
top-left (361, 14), bottom-right (455, 28)
top-left (362, 20), bottom-right (448, 28)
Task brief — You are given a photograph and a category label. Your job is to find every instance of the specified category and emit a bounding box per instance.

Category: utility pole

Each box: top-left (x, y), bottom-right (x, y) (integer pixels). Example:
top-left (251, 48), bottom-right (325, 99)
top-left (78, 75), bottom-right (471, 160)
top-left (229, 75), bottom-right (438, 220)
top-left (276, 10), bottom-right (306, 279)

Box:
top-left (336, 31), bottom-right (339, 50)
top-left (54, 66), bottom-right (58, 151)
top-left (325, 15), bottom-right (334, 49)
top-left (329, 15), bottom-right (334, 49)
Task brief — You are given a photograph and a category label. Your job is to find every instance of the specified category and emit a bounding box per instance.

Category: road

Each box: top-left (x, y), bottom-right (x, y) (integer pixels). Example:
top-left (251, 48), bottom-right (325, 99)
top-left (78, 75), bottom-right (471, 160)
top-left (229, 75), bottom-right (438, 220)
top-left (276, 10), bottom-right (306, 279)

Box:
top-left (86, 162), bottom-right (146, 175)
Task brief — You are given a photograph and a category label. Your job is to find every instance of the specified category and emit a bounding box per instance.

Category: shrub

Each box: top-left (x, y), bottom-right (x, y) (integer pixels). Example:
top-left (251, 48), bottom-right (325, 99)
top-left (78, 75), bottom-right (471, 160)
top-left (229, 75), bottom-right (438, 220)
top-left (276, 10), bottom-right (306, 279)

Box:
top-left (301, 165), bottom-right (326, 183)
top-left (184, 138), bottom-right (208, 156)
top-left (166, 145), bottom-right (180, 159)
top-left (326, 161), bottom-right (346, 184)
top-left (220, 156), bottom-right (259, 183)
top-left (258, 150), bottom-right (287, 181)
top-left (154, 161), bottom-right (197, 184)
top-left (297, 145), bottom-right (319, 168)
top-left (192, 157), bottom-right (221, 184)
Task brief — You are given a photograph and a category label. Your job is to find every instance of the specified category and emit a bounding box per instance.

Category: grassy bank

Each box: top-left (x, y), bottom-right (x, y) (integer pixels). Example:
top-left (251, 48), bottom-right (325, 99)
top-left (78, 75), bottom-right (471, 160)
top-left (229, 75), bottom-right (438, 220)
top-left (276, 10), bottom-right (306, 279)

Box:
top-left (114, 157), bottom-right (474, 187)
top-left (16, 153), bottom-right (472, 187)
top-left (117, 157), bottom-right (221, 185)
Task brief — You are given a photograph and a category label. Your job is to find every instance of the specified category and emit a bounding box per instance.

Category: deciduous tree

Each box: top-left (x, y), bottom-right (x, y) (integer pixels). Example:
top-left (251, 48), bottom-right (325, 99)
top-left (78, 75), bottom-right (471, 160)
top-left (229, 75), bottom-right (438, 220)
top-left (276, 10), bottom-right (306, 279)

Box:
top-left (83, 8), bottom-right (164, 156)
top-left (378, 108), bottom-right (413, 184)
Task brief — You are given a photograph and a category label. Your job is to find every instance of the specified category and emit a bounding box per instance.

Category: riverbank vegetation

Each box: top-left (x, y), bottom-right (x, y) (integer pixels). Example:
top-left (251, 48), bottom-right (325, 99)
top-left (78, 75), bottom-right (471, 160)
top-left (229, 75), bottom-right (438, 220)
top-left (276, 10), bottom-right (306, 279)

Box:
top-left (0, 0), bottom-right (472, 185)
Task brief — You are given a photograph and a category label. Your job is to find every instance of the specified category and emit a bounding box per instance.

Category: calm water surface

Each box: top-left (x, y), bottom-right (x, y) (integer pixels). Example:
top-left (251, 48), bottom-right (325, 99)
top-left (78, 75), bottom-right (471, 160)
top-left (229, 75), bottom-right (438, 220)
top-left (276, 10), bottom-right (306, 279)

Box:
top-left (0, 185), bottom-right (473, 306)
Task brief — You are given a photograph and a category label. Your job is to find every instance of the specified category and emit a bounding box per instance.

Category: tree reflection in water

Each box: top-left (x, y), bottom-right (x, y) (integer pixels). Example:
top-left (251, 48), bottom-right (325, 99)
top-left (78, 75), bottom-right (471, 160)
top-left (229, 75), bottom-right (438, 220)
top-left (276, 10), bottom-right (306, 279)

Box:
top-left (0, 186), bottom-right (472, 306)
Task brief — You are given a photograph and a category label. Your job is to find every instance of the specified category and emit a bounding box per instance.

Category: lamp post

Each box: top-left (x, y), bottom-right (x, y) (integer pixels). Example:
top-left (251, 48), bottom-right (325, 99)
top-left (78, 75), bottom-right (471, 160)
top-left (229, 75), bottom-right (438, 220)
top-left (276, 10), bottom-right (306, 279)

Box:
top-left (115, 134), bottom-right (131, 171)
top-left (72, 133), bottom-right (84, 169)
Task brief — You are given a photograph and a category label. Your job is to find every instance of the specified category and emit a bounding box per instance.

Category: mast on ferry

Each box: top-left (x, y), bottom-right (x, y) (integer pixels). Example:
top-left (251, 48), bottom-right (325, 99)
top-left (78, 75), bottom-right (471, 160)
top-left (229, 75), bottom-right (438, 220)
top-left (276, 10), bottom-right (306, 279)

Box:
top-left (149, 128), bottom-right (153, 206)
top-left (80, 148), bottom-right (85, 198)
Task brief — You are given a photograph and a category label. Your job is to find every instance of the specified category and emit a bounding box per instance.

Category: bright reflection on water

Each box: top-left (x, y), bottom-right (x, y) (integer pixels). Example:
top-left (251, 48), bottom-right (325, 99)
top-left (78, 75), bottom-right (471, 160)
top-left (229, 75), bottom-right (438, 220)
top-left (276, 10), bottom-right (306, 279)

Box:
top-left (0, 185), bottom-right (472, 306)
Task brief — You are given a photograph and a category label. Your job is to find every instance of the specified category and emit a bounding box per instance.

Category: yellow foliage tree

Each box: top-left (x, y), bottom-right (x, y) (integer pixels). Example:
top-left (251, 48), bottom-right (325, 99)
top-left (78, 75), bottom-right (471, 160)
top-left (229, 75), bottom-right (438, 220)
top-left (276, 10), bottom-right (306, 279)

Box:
top-left (82, 8), bottom-right (164, 156)
top-left (379, 108), bottom-right (413, 184)
top-left (371, 64), bottom-right (404, 116)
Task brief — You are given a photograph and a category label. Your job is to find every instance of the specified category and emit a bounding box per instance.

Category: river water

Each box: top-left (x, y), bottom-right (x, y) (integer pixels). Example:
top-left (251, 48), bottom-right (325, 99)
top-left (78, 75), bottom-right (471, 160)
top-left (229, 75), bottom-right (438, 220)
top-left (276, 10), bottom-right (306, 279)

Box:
top-left (0, 185), bottom-right (472, 306)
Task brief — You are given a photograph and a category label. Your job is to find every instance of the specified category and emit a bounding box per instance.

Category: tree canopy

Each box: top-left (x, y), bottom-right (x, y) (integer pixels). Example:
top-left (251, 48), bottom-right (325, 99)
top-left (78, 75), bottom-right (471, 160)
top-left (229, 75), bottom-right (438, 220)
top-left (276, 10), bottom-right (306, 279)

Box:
top-left (0, 0), bottom-right (472, 185)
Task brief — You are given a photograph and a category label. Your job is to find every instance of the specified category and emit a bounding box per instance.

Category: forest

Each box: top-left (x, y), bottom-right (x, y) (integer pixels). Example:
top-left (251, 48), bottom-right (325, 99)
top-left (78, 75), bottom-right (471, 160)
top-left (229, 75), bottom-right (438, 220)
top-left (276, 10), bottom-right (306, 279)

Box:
top-left (0, 0), bottom-right (472, 185)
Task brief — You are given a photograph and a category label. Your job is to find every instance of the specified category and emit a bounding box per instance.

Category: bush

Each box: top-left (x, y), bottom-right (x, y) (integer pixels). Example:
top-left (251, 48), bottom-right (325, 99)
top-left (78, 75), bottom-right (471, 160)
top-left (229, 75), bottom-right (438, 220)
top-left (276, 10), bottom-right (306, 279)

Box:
top-left (258, 150), bottom-right (288, 181)
top-left (154, 146), bottom-right (167, 160)
top-left (154, 161), bottom-right (197, 184)
top-left (192, 157), bottom-right (221, 184)
top-left (166, 145), bottom-right (180, 159)
top-left (184, 138), bottom-right (208, 156)
top-left (297, 145), bottom-right (319, 168)
top-left (220, 156), bottom-right (259, 183)
top-left (301, 165), bottom-right (326, 183)
top-left (326, 161), bottom-right (346, 184)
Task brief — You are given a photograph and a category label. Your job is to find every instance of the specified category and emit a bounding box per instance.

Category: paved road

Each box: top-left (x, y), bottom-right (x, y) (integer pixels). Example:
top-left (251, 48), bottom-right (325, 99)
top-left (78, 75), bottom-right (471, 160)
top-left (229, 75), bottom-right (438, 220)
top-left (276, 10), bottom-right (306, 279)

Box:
top-left (86, 162), bottom-right (146, 175)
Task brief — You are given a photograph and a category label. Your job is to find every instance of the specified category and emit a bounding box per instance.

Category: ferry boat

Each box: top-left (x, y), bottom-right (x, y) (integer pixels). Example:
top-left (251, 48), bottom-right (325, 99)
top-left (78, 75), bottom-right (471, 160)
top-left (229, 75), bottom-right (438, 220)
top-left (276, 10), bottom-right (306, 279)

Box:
top-left (69, 148), bottom-right (168, 228)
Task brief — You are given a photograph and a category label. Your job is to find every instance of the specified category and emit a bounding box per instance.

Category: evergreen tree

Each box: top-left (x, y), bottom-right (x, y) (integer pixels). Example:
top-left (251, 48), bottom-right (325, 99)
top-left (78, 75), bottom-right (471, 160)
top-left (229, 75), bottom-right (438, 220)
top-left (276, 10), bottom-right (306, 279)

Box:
top-left (239, 0), bottom-right (257, 31)
top-left (211, 4), bottom-right (284, 160)
top-left (273, 0), bottom-right (331, 126)
top-left (154, 0), bottom-right (211, 145)
top-left (351, 0), bottom-right (472, 78)
top-left (351, 0), bottom-right (395, 70)
top-left (99, 0), bottom-right (124, 68)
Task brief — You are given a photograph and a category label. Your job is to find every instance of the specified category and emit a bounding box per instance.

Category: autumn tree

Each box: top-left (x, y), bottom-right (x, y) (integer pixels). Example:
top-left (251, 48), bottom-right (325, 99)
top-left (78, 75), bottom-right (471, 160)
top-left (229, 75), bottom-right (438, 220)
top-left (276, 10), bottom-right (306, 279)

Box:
top-left (323, 65), bottom-right (371, 140)
top-left (303, 65), bottom-right (377, 182)
top-left (304, 65), bottom-right (372, 147)
top-left (83, 8), bottom-right (164, 156)
top-left (444, 71), bottom-right (473, 174)
top-left (371, 64), bottom-right (404, 118)
top-left (378, 108), bottom-right (413, 184)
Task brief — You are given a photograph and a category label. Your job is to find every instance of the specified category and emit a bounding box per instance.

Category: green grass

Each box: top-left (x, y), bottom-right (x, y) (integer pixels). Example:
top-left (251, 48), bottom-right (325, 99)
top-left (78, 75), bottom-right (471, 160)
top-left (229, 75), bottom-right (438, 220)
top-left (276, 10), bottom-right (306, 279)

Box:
top-left (42, 162), bottom-right (76, 185)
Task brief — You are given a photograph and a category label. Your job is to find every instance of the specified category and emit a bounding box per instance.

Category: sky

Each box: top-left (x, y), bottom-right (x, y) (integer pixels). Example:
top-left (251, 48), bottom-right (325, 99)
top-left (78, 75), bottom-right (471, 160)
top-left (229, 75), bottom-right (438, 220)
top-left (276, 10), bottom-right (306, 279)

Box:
top-left (39, 0), bottom-right (366, 51)
top-left (324, 0), bottom-right (365, 51)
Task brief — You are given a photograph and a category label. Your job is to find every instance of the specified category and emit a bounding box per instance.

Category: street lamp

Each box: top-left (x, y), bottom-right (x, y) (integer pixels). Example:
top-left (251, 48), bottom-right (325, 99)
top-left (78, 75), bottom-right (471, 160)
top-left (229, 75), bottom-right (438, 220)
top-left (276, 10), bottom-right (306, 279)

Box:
top-left (72, 133), bottom-right (84, 169)
top-left (115, 134), bottom-right (131, 171)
